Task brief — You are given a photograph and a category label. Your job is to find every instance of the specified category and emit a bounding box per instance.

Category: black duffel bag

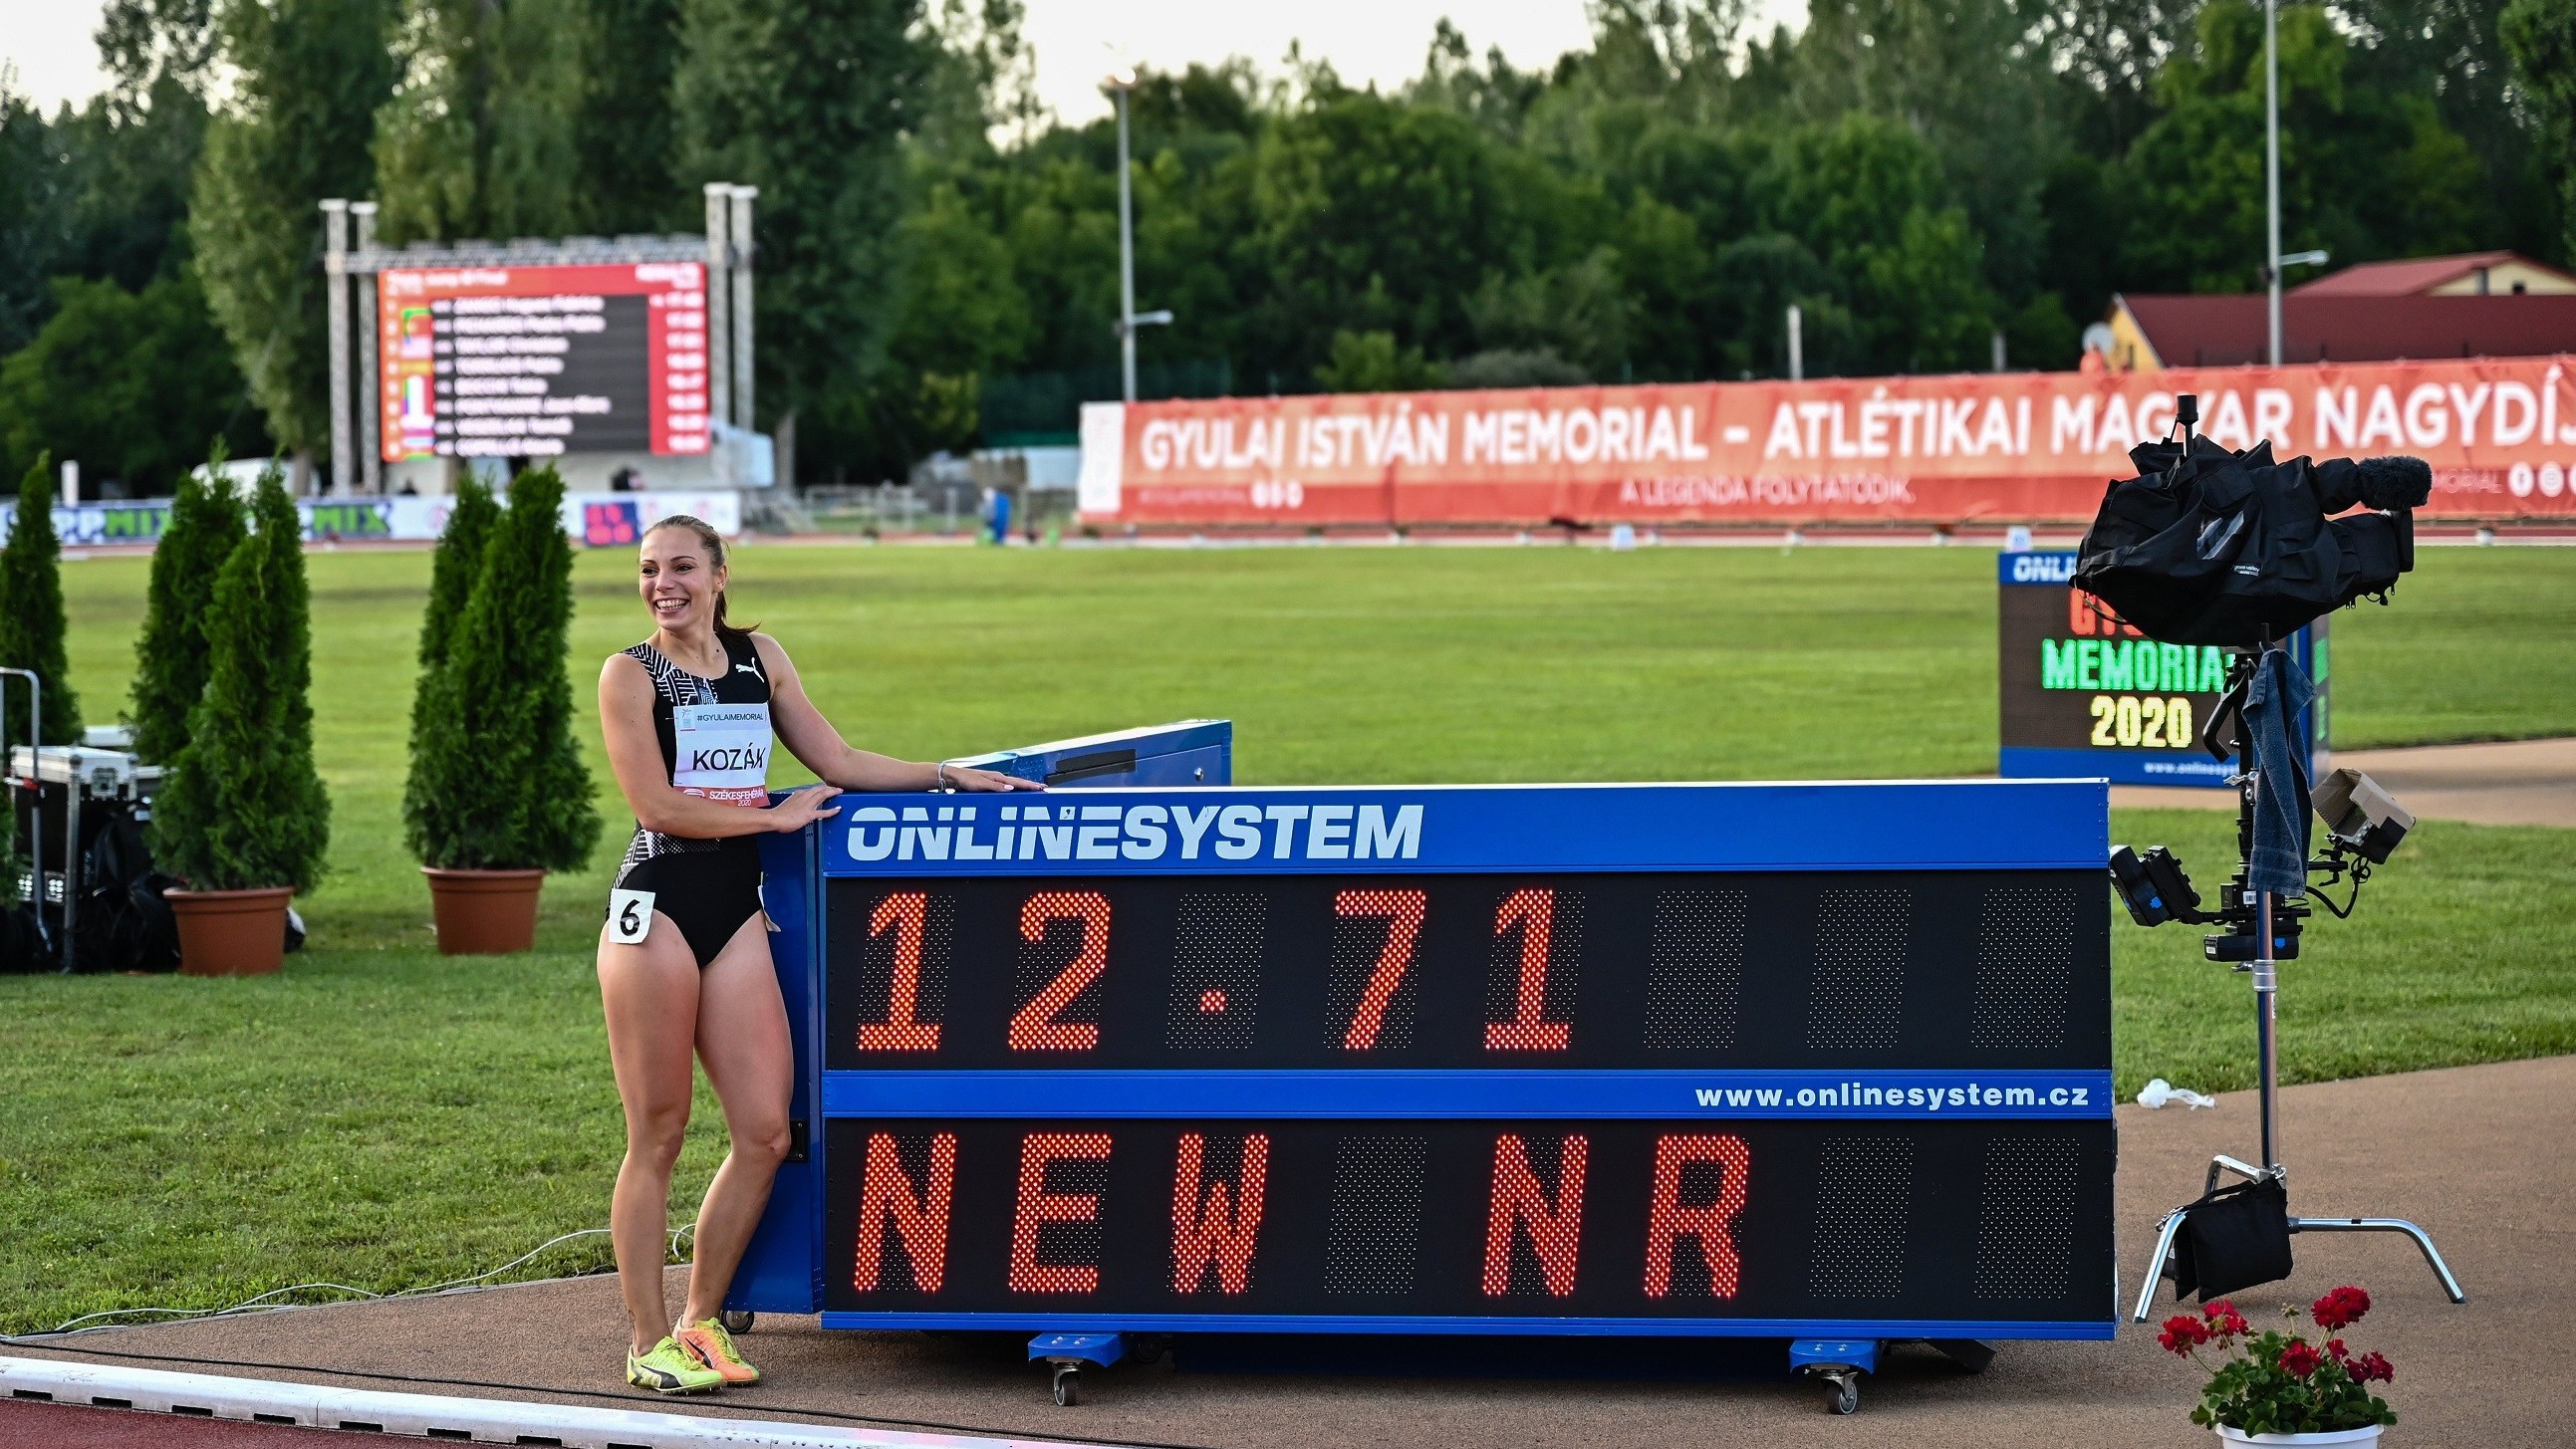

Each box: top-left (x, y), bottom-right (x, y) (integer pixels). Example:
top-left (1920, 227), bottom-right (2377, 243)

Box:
top-left (2075, 434), bottom-right (2430, 647)
top-left (70, 806), bottom-right (181, 973)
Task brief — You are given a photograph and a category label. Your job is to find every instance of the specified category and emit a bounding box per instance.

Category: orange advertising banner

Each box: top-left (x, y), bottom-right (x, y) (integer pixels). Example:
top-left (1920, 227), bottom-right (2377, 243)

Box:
top-left (1075, 356), bottom-right (2576, 526)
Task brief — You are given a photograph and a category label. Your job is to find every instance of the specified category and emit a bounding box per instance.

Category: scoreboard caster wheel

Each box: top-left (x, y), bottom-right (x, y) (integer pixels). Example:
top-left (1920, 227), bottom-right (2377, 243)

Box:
top-left (1052, 1366), bottom-right (1081, 1406)
top-left (720, 1312), bottom-right (755, 1333)
top-left (1821, 1371), bottom-right (1860, 1415)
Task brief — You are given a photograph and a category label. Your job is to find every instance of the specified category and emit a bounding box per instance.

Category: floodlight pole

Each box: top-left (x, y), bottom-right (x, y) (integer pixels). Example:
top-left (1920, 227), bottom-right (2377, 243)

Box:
top-left (2264, 0), bottom-right (2283, 366)
top-left (1114, 78), bottom-right (1139, 404)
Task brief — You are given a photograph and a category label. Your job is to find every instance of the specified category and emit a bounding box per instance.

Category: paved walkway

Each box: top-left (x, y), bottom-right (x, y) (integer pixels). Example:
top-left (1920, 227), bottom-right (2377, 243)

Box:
top-left (2111, 735), bottom-right (2576, 827)
top-left (10, 1055), bottom-right (2569, 1449)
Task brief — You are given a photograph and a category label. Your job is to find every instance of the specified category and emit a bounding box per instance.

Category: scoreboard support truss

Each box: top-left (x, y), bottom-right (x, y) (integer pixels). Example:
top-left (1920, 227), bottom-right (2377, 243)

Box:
top-left (316, 188), bottom-right (759, 496)
top-left (735, 727), bottom-right (2117, 1411)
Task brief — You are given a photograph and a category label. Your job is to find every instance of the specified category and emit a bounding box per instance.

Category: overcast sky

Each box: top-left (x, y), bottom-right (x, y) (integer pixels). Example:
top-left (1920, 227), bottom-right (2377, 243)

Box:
top-left (5, 1), bottom-right (1801, 123)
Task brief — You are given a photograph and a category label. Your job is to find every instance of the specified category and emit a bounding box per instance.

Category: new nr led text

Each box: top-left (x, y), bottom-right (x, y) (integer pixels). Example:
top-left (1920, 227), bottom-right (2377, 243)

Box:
top-left (846, 803), bottom-right (1424, 864)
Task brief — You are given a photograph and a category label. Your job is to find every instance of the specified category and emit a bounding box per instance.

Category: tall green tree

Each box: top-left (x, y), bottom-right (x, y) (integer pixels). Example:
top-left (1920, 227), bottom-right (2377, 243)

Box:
top-left (2504, 0), bottom-right (2576, 261)
top-left (404, 467), bottom-right (596, 871)
top-left (0, 270), bottom-right (265, 495)
top-left (372, 0), bottom-right (592, 243)
top-left (129, 444), bottom-right (249, 763)
top-left (0, 454), bottom-right (82, 745)
top-left (674, 0), bottom-right (933, 478)
top-left (2120, 1), bottom-right (2484, 293)
top-left (191, 0), bottom-right (399, 471)
top-left (149, 464), bottom-right (330, 891)
top-left (399, 473), bottom-right (496, 859)
top-left (580, 0), bottom-right (688, 233)
top-left (0, 84), bottom-right (74, 359)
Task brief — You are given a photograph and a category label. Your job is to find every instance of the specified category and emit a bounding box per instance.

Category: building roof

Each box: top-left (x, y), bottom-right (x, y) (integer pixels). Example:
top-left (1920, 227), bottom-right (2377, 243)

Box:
top-left (2290, 251), bottom-right (2576, 297)
top-left (2112, 293), bottom-right (2576, 368)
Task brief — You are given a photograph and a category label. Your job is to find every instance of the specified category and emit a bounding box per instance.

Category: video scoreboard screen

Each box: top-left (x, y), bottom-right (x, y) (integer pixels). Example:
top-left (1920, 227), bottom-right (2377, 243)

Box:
top-left (378, 262), bottom-right (710, 461)
top-left (793, 784), bottom-right (2117, 1338)
top-left (1998, 552), bottom-right (2324, 787)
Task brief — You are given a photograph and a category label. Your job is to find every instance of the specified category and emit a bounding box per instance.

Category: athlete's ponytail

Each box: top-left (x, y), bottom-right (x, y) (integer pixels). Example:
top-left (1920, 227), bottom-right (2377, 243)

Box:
top-left (644, 514), bottom-right (758, 639)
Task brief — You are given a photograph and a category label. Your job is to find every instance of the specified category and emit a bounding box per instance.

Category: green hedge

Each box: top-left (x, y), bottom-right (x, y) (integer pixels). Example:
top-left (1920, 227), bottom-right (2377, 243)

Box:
top-left (403, 467), bottom-right (597, 871)
top-left (129, 444), bottom-right (250, 763)
top-left (0, 452), bottom-right (83, 745)
top-left (148, 465), bottom-right (330, 892)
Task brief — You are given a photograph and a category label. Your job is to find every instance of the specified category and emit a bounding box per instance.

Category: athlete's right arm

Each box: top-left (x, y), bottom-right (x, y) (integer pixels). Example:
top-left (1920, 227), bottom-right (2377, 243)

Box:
top-left (599, 654), bottom-right (836, 838)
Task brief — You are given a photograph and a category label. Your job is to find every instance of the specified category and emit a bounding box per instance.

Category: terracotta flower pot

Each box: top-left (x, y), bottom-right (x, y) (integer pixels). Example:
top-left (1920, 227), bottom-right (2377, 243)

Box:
top-left (422, 867), bottom-right (548, 955)
top-left (164, 885), bottom-right (296, 977)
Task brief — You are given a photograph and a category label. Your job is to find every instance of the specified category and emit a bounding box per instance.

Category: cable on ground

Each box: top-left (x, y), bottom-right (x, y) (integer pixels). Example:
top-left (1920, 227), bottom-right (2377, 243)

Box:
top-left (14, 1222), bottom-right (694, 1336)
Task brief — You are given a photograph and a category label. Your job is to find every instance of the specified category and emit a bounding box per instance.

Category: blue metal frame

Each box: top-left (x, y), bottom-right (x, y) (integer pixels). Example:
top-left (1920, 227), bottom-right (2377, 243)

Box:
top-left (816, 779), bottom-right (2108, 880)
top-left (945, 719), bottom-right (1231, 789)
top-left (824, 1313), bottom-right (2111, 1340)
top-left (819, 1069), bottom-right (2115, 1120)
top-left (729, 822), bottom-right (825, 1313)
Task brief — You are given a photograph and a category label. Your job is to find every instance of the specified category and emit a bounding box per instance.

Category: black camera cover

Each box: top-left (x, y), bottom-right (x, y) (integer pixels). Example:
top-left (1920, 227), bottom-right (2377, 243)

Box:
top-left (2074, 436), bottom-right (2429, 646)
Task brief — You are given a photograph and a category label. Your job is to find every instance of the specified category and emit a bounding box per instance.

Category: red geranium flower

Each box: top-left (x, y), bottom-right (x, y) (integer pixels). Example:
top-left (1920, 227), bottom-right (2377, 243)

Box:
top-left (2352, 1350), bottom-right (2395, 1384)
top-left (2312, 1285), bottom-right (2371, 1330)
top-left (2159, 1314), bottom-right (2210, 1354)
top-left (2203, 1300), bottom-right (2250, 1337)
top-left (2278, 1340), bottom-right (2323, 1378)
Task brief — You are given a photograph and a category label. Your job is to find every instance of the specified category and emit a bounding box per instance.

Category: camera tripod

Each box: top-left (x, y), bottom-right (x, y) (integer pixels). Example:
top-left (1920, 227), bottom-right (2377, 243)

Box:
top-left (2128, 644), bottom-right (2465, 1321)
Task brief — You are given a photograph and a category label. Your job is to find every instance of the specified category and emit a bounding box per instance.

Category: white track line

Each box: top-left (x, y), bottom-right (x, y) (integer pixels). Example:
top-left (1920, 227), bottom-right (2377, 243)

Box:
top-left (0, 1355), bottom-right (1127, 1449)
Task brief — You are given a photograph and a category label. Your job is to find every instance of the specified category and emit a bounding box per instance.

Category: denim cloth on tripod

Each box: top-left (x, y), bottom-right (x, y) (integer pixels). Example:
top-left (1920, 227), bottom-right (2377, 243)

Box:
top-left (2242, 644), bottom-right (2314, 896)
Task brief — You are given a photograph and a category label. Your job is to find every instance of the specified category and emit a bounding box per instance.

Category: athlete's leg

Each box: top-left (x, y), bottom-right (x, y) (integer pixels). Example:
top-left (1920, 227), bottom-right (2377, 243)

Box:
top-left (599, 914), bottom-right (703, 1354)
top-left (679, 910), bottom-right (794, 1325)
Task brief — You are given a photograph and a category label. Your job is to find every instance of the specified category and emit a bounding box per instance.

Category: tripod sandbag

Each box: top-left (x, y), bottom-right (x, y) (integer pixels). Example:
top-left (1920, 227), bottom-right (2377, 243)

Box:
top-left (2168, 1175), bottom-right (2293, 1301)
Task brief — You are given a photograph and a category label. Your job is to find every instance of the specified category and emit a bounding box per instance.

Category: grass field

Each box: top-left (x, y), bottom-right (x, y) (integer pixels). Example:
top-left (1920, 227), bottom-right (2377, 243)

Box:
top-left (3, 541), bottom-right (2570, 1336)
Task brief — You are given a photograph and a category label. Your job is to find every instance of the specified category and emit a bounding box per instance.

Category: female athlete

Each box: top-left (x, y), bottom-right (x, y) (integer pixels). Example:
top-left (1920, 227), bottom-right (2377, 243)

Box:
top-left (596, 515), bottom-right (1038, 1393)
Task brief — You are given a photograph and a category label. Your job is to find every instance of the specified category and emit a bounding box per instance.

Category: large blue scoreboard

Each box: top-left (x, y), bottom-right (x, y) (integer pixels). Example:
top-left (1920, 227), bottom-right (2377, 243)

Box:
top-left (734, 728), bottom-right (2115, 1401)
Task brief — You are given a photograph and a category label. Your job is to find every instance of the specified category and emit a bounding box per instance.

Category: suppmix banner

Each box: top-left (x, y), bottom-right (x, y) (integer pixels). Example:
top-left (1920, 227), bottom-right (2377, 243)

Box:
top-left (3, 489), bottom-right (743, 549)
top-left (1076, 356), bottom-right (2576, 527)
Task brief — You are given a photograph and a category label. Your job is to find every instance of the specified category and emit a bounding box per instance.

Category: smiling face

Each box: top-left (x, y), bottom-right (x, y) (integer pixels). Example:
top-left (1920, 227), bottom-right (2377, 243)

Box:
top-left (639, 524), bottom-right (725, 633)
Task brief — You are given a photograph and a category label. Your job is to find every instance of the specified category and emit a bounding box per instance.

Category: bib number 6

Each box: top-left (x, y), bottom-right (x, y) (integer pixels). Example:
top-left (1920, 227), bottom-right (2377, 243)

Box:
top-left (609, 889), bottom-right (656, 946)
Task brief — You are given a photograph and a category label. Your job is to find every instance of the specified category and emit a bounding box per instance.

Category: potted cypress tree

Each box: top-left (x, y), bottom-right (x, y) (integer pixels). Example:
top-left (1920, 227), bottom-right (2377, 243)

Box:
top-left (130, 442), bottom-right (250, 763)
top-left (149, 464), bottom-right (331, 975)
top-left (405, 466), bottom-right (598, 953)
top-left (0, 452), bottom-right (85, 745)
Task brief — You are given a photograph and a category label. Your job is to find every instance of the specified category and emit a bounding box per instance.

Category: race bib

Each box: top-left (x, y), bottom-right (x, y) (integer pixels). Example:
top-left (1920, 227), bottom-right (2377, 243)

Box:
top-left (608, 888), bottom-right (655, 945)
top-left (672, 701), bottom-right (772, 808)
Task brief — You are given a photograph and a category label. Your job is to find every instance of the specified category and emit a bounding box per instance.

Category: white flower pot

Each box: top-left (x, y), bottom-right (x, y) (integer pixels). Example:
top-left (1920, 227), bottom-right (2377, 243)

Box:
top-left (2215, 1426), bottom-right (2383, 1447)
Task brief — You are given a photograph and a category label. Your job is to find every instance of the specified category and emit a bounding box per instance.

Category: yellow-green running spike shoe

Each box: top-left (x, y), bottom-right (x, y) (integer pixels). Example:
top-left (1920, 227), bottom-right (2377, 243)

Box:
top-left (675, 1317), bottom-right (761, 1385)
top-left (628, 1335), bottom-right (724, 1393)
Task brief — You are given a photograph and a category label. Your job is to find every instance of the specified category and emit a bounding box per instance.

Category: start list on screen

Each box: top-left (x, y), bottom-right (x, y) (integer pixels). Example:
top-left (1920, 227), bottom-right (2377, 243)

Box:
top-left (378, 262), bottom-right (710, 461)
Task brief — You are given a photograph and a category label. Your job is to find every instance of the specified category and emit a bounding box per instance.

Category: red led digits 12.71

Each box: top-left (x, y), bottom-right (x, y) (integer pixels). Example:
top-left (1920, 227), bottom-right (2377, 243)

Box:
top-left (1008, 891), bottom-right (1113, 1052)
top-left (1643, 1134), bottom-right (1753, 1299)
top-left (852, 1132), bottom-right (956, 1293)
top-left (1486, 888), bottom-right (1572, 1052)
top-left (1481, 1133), bottom-right (1590, 1297)
top-left (1008, 1132), bottom-right (1113, 1295)
top-left (1171, 1133), bottom-right (1270, 1295)
top-left (858, 892), bottom-right (940, 1052)
top-left (1335, 889), bottom-right (1425, 1051)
